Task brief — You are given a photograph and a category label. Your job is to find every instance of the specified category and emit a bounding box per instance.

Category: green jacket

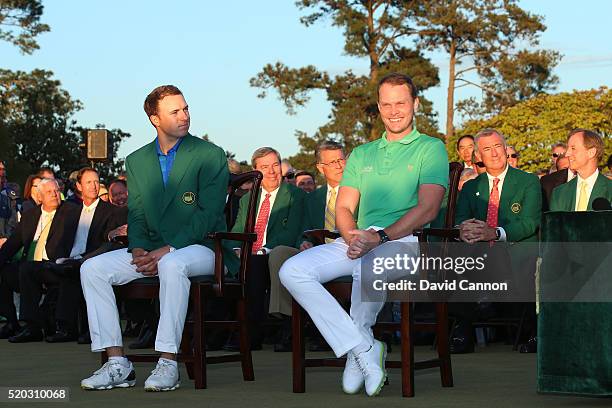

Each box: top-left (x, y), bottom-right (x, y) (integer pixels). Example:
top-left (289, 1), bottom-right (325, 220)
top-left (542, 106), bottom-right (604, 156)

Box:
top-left (296, 185), bottom-right (328, 247)
top-left (550, 172), bottom-right (612, 212)
top-left (231, 182), bottom-right (306, 249)
top-left (455, 166), bottom-right (542, 242)
top-left (126, 134), bottom-right (238, 274)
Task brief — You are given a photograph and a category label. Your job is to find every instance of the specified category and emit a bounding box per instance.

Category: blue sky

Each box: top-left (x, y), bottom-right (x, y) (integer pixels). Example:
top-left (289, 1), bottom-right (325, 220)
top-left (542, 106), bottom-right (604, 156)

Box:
top-left (2, 0), bottom-right (611, 163)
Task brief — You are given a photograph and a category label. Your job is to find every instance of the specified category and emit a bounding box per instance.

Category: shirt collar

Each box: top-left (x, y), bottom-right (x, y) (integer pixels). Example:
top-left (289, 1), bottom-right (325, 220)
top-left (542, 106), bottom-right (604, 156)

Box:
top-left (83, 198), bottom-right (100, 211)
top-left (377, 127), bottom-right (420, 149)
top-left (156, 137), bottom-right (183, 156)
top-left (327, 184), bottom-right (339, 195)
top-left (486, 164), bottom-right (509, 184)
top-left (577, 169), bottom-right (599, 186)
top-left (41, 207), bottom-right (57, 217)
top-left (261, 185), bottom-right (280, 199)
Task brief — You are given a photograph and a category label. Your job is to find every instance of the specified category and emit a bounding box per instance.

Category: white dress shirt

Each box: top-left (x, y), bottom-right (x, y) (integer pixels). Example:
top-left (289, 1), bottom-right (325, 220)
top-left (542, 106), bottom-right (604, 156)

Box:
top-left (257, 186), bottom-right (280, 249)
top-left (486, 165), bottom-right (510, 241)
top-left (70, 199), bottom-right (100, 258)
top-left (574, 169), bottom-right (599, 211)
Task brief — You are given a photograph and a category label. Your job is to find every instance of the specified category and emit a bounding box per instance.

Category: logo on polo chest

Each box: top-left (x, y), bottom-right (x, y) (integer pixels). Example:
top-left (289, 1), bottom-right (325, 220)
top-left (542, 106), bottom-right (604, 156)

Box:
top-left (511, 202), bottom-right (521, 213)
top-left (182, 191), bottom-right (196, 205)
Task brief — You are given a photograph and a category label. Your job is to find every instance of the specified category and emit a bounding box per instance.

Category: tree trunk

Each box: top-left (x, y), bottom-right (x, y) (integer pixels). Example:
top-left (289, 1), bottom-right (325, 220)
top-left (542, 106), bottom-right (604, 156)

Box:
top-left (367, 0), bottom-right (379, 141)
top-left (446, 38), bottom-right (457, 142)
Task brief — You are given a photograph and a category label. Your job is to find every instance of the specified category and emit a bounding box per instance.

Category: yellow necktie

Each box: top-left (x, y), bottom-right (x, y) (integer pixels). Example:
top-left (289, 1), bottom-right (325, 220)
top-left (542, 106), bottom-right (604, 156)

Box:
top-left (324, 189), bottom-right (337, 243)
top-left (576, 181), bottom-right (588, 211)
top-left (33, 213), bottom-right (54, 261)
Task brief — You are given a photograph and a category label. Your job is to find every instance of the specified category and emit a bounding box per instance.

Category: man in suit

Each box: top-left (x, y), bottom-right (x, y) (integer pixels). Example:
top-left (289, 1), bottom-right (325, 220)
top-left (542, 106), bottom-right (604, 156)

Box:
top-left (549, 142), bottom-right (567, 173)
top-left (457, 135), bottom-right (475, 170)
top-left (267, 140), bottom-right (346, 352)
top-left (280, 73), bottom-right (448, 396)
top-left (295, 170), bottom-right (317, 193)
top-left (79, 85), bottom-right (231, 392)
top-left (18, 167), bottom-right (122, 343)
top-left (0, 178), bottom-right (76, 341)
top-left (540, 155), bottom-right (574, 211)
top-left (228, 147), bottom-right (305, 350)
top-left (453, 128), bottom-right (542, 353)
top-left (550, 129), bottom-right (612, 211)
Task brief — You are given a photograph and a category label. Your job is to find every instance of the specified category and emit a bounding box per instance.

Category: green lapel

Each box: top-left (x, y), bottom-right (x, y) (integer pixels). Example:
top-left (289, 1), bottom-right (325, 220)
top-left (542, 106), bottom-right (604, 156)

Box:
top-left (476, 174), bottom-right (490, 219)
top-left (315, 185), bottom-right (328, 225)
top-left (564, 177), bottom-right (578, 211)
top-left (142, 140), bottom-right (165, 204)
top-left (268, 183), bottom-right (290, 232)
top-left (160, 135), bottom-right (197, 215)
top-left (588, 173), bottom-right (610, 210)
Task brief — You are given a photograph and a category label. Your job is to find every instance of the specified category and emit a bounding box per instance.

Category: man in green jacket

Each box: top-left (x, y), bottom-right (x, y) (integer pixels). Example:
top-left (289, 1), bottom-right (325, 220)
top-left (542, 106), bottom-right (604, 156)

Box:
top-left (453, 128), bottom-right (542, 354)
top-left (550, 129), bottom-right (612, 211)
top-left (267, 140), bottom-right (346, 352)
top-left (228, 147), bottom-right (305, 350)
top-left (80, 85), bottom-right (230, 392)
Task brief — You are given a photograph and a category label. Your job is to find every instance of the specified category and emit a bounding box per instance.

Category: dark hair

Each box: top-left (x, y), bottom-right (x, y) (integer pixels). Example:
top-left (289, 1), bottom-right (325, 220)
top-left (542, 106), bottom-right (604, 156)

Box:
top-left (377, 73), bottom-right (418, 99)
top-left (37, 166), bottom-right (55, 178)
top-left (295, 171), bottom-right (315, 181)
top-left (568, 128), bottom-right (605, 161)
top-left (109, 178), bottom-right (127, 189)
top-left (144, 85), bottom-right (183, 117)
top-left (77, 167), bottom-right (98, 183)
top-left (456, 134), bottom-right (475, 150)
top-left (315, 140), bottom-right (344, 162)
top-left (23, 174), bottom-right (41, 200)
top-left (607, 154), bottom-right (612, 170)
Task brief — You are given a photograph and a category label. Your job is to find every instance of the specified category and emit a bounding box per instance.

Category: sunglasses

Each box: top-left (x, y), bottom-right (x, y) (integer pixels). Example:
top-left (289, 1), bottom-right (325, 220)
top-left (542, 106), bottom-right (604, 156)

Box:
top-left (475, 161), bottom-right (486, 168)
top-left (507, 153), bottom-right (519, 159)
top-left (283, 172), bottom-right (295, 180)
top-left (552, 153), bottom-right (561, 158)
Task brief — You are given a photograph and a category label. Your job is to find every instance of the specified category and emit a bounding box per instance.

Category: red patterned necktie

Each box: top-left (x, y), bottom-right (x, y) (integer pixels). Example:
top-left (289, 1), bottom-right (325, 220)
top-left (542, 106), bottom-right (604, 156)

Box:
top-left (252, 193), bottom-right (271, 253)
top-left (486, 178), bottom-right (500, 228)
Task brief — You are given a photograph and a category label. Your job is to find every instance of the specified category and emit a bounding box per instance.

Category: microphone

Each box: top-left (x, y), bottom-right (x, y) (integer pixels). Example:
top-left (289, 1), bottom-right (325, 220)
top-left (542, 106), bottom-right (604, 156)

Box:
top-left (592, 197), bottom-right (611, 211)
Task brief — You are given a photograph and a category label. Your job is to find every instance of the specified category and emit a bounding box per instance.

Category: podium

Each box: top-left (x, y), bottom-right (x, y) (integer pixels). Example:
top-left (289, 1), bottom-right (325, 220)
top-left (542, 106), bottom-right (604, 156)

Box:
top-left (537, 211), bottom-right (612, 396)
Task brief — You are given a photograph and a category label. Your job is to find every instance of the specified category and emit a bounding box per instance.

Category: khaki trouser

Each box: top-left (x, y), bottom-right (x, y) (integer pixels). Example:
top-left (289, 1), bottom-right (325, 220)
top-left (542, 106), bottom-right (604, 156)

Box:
top-left (268, 245), bottom-right (299, 316)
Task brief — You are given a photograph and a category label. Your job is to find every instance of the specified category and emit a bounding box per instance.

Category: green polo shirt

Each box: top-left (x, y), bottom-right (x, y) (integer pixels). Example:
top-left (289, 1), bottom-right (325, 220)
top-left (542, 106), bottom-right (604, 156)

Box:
top-left (340, 128), bottom-right (448, 229)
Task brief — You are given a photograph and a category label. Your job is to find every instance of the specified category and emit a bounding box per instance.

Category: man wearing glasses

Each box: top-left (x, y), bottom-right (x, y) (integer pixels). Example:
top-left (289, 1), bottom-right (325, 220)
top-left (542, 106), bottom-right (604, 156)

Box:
top-left (550, 142), bottom-right (567, 173)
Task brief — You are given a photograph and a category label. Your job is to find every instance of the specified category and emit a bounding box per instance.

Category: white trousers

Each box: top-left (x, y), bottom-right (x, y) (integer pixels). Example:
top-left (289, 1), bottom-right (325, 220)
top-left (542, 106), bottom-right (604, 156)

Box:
top-left (80, 245), bottom-right (215, 354)
top-left (279, 231), bottom-right (418, 357)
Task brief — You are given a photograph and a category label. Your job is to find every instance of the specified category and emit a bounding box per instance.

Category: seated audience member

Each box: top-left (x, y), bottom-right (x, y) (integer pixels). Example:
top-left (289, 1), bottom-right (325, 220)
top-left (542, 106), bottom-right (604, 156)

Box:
top-left (295, 170), bottom-right (317, 193)
top-left (0, 178), bottom-right (75, 342)
top-left (540, 155), bottom-right (575, 211)
top-left (98, 184), bottom-right (110, 202)
top-left (472, 150), bottom-right (486, 175)
top-left (228, 147), bottom-right (305, 350)
top-left (19, 168), bottom-right (122, 343)
top-left (605, 154), bottom-right (612, 180)
top-left (549, 142), bottom-right (567, 174)
top-left (268, 140), bottom-right (346, 352)
top-left (21, 175), bottom-right (42, 214)
top-left (506, 145), bottom-right (519, 168)
top-left (550, 129), bottom-right (612, 211)
top-left (456, 135), bottom-right (475, 169)
top-left (227, 158), bottom-right (242, 175)
top-left (453, 128), bottom-right (541, 354)
top-left (281, 159), bottom-right (296, 185)
top-left (109, 179), bottom-right (128, 208)
top-left (37, 167), bottom-right (55, 180)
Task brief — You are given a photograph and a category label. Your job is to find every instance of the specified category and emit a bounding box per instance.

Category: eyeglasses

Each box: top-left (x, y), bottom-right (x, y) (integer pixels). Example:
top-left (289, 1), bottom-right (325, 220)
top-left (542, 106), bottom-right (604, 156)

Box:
top-left (552, 153), bottom-right (561, 158)
top-left (318, 158), bottom-right (346, 167)
top-left (507, 153), bottom-right (519, 159)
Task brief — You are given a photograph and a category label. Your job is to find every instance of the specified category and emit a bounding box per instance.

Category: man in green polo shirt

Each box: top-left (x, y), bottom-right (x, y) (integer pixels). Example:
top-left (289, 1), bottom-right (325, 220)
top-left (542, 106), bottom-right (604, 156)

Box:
top-left (280, 73), bottom-right (448, 397)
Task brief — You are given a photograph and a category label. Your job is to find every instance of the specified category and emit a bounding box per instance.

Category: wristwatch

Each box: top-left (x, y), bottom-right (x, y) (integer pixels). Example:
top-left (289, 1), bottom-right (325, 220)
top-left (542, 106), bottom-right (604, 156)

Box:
top-left (376, 229), bottom-right (390, 245)
top-left (495, 228), bottom-right (502, 241)
top-left (168, 246), bottom-right (176, 253)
